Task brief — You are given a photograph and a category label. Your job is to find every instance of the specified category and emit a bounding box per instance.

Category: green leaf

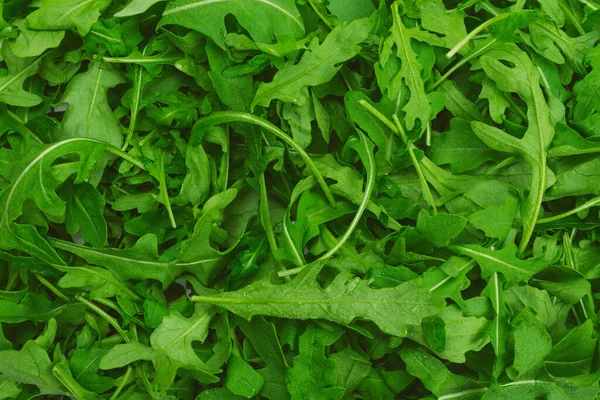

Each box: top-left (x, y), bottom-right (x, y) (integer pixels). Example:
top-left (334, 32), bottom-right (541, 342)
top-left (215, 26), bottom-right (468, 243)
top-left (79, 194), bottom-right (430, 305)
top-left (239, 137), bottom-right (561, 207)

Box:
top-left (64, 182), bottom-right (107, 248)
top-left (0, 379), bottom-right (21, 400)
top-left (417, 210), bottom-right (467, 247)
top-left (546, 320), bottom-right (597, 378)
top-left (27, 0), bottom-right (112, 36)
top-left (58, 61), bottom-right (126, 148)
top-left (9, 19), bottom-right (65, 58)
top-left (408, 305), bottom-right (490, 363)
top-left (69, 348), bottom-right (114, 393)
top-left (399, 343), bottom-right (485, 398)
top-left (420, 1), bottom-right (470, 51)
top-left (0, 341), bottom-right (65, 395)
top-left (470, 44), bottom-right (555, 253)
top-left (468, 196), bottom-right (518, 240)
top-left (160, 0), bottom-right (304, 49)
top-left (0, 47), bottom-right (42, 107)
top-left (0, 134), bottom-right (107, 266)
top-left (385, 2), bottom-right (430, 131)
top-left (510, 308), bottom-right (552, 377)
top-left (149, 304), bottom-right (220, 379)
top-left (52, 349), bottom-right (103, 400)
top-left (225, 354), bottom-right (265, 398)
top-left (450, 244), bottom-right (548, 283)
top-left (56, 265), bottom-right (140, 300)
top-left (52, 235), bottom-right (181, 286)
top-left (252, 17), bottom-right (373, 109)
top-left (430, 118), bottom-right (500, 173)
top-left (327, 0), bottom-right (375, 22)
top-left (286, 324), bottom-right (345, 400)
top-left (115, 0), bottom-right (166, 17)
top-left (192, 262), bottom-right (444, 337)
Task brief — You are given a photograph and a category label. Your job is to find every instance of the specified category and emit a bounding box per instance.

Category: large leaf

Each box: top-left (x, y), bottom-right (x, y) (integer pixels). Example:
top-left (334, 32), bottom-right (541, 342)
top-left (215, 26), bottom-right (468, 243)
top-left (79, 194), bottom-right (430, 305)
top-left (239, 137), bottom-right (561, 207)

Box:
top-left (58, 61), bottom-right (126, 148)
top-left (192, 261), bottom-right (444, 337)
top-left (160, 0), bottom-right (304, 49)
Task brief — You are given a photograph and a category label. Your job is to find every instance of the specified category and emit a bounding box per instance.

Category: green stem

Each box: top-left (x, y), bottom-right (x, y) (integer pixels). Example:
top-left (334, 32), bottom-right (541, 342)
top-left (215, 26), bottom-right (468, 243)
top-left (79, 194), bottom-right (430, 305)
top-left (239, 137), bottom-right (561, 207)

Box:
top-left (157, 151), bottom-right (177, 229)
top-left (518, 161), bottom-right (546, 256)
top-left (102, 56), bottom-right (180, 64)
top-left (278, 133), bottom-right (376, 277)
top-left (537, 196), bottom-right (600, 225)
top-left (563, 231), bottom-right (595, 323)
top-left (505, 94), bottom-right (528, 122)
top-left (75, 294), bottom-right (130, 343)
top-left (358, 100), bottom-right (398, 133)
top-left (577, 0), bottom-right (599, 10)
top-left (258, 173), bottom-right (278, 254)
top-left (446, 13), bottom-right (510, 58)
top-left (95, 298), bottom-right (146, 328)
top-left (122, 65), bottom-right (143, 151)
top-left (431, 38), bottom-right (497, 90)
top-left (35, 274), bottom-right (69, 302)
top-left (109, 367), bottom-right (132, 400)
top-left (392, 115), bottom-right (437, 215)
top-left (105, 147), bottom-right (146, 170)
top-left (194, 111), bottom-right (336, 208)
top-left (559, 0), bottom-right (585, 36)
top-left (308, 0), bottom-right (334, 29)
top-left (138, 129), bottom-right (157, 147)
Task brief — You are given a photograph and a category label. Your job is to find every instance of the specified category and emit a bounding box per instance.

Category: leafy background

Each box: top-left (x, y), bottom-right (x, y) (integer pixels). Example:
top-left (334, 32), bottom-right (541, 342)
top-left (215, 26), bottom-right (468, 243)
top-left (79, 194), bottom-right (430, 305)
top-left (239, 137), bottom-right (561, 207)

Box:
top-left (0, 0), bottom-right (600, 399)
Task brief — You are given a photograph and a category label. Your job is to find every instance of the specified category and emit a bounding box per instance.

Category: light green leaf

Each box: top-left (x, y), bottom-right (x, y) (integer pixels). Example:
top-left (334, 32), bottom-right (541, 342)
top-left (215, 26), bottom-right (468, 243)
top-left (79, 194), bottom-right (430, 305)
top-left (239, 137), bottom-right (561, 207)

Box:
top-left (27, 0), bottom-right (112, 36)
top-left (9, 20), bottom-right (65, 58)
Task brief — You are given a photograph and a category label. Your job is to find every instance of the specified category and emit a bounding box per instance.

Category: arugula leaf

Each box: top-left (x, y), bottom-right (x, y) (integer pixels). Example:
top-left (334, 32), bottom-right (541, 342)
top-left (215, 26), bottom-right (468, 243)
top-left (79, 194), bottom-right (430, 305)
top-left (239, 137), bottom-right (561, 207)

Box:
top-left (470, 44), bottom-right (555, 254)
top-left (0, 340), bottom-right (65, 395)
top-left (160, 0), bottom-right (304, 49)
top-left (58, 61), bottom-right (126, 147)
top-left (192, 261), bottom-right (444, 337)
top-left (252, 17), bottom-right (373, 109)
top-left (27, 0), bottom-right (112, 36)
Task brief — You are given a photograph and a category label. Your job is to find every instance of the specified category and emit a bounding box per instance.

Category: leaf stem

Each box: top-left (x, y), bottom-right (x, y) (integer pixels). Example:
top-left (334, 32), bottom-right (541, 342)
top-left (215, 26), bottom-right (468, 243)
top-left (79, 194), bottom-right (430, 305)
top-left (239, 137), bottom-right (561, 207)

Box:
top-left (278, 133), bottom-right (376, 277)
top-left (95, 297), bottom-right (146, 328)
top-left (105, 147), bottom-right (146, 170)
top-left (357, 100), bottom-right (399, 133)
top-left (518, 161), bottom-right (547, 256)
top-left (258, 173), bottom-right (279, 254)
top-left (122, 65), bottom-right (143, 151)
top-left (35, 274), bottom-right (69, 302)
top-left (446, 13), bottom-right (510, 58)
top-left (578, 0), bottom-right (599, 10)
top-left (559, 1), bottom-right (585, 35)
top-left (392, 115), bottom-right (437, 215)
top-left (308, 0), bottom-right (334, 29)
top-left (109, 367), bottom-right (132, 400)
top-left (156, 151), bottom-right (177, 229)
top-left (193, 111), bottom-right (336, 208)
top-left (431, 39), bottom-right (497, 90)
top-left (537, 196), bottom-right (600, 225)
top-left (75, 294), bottom-right (130, 343)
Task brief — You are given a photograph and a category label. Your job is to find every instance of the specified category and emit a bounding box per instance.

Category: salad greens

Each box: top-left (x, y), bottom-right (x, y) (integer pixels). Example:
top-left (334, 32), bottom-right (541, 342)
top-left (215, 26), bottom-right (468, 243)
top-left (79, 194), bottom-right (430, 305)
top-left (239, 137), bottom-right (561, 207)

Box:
top-left (1, 0), bottom-right (600, 399)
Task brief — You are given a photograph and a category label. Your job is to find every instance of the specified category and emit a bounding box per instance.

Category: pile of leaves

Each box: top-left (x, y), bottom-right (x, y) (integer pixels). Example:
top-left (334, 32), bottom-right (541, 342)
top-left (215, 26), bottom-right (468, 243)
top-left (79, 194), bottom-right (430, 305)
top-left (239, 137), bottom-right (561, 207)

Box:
top-left (2, 0), bottom-right (600, 398)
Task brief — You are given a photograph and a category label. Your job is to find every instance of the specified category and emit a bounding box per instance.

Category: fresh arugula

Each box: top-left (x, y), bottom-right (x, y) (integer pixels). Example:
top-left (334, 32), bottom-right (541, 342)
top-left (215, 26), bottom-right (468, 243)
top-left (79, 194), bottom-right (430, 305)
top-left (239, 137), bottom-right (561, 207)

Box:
top-left (1, 0), bottom-right (600, 399)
